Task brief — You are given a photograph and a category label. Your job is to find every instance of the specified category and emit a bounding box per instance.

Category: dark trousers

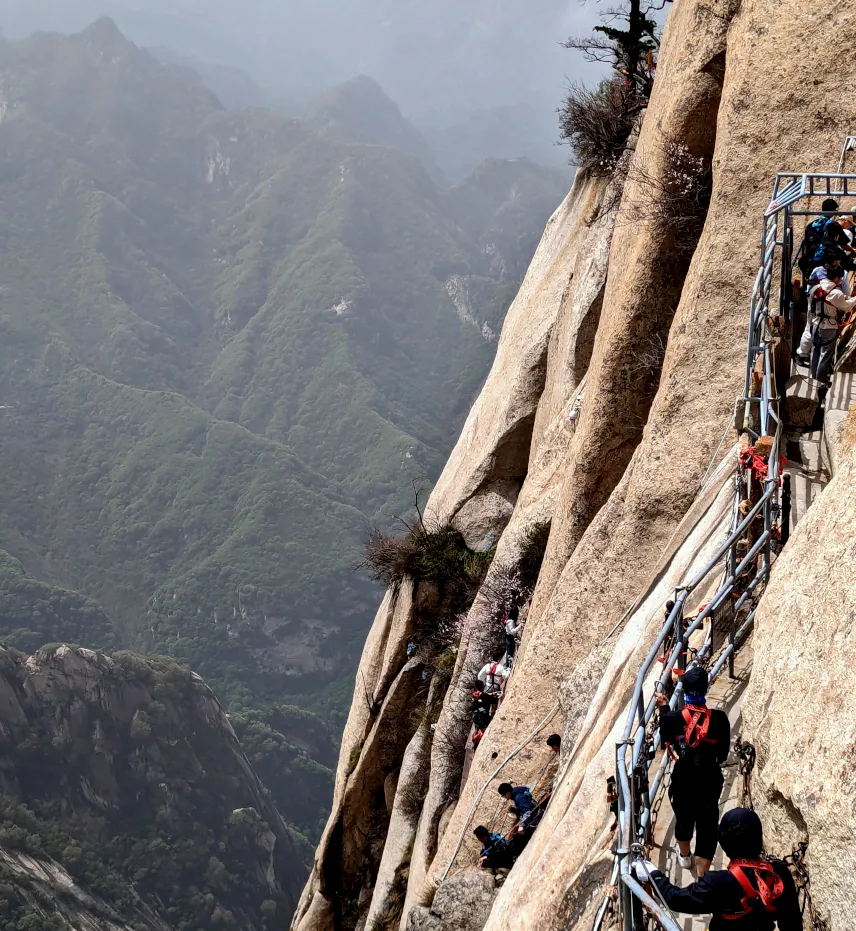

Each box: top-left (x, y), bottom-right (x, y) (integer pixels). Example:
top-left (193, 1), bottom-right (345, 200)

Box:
top-left (669, 770), bottom-right (724, 861)
top-left (505, 635), bottom-right (516, 661)
top-left (810, 325), bottom-right (838, 384)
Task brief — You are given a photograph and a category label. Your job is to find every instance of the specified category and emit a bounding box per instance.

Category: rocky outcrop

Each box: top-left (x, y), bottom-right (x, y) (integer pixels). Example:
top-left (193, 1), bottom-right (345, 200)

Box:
top-left (298, 2), bottom-right (856, 931)
top-left (406, 871), bottom-right (498, 931)
top-left (0, 644), bottom-right (301, 930)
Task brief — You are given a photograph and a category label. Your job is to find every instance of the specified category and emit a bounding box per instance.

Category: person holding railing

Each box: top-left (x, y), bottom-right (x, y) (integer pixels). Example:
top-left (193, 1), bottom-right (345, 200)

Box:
top-left (655, 666), bottom-right (730, 878)
top-left (632, 808), bottom-right (801, 930)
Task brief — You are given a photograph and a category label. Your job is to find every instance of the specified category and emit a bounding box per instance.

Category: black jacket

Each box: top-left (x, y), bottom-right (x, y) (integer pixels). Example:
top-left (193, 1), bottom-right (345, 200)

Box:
top-left (651, 860), bottom-right (801, 931)
top-left (659, 705), bottom-right (730, 792)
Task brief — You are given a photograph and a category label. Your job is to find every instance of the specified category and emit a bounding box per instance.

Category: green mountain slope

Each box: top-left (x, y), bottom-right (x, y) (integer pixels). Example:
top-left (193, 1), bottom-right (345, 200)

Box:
top-left (0, 18), bottom-right (569, 858)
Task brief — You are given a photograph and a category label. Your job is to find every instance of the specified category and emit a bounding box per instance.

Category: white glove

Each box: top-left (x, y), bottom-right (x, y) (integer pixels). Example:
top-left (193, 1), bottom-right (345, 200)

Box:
top-left (631, 859), bottom-right (657, 883)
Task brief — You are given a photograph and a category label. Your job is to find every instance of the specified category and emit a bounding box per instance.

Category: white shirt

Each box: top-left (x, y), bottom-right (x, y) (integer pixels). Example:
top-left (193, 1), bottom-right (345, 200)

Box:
top-left (813, 279), bottom-right (856, 330)
top-left (478, 661), bottom-right (510, 692)
top-left (505, 617), bottom-right (521, 636)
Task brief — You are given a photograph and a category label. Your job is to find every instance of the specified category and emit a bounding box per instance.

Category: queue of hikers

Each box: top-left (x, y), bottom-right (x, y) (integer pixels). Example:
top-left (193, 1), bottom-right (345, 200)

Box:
top-left (456, 202), bottom-right (842, 929)
top-left (630, 663), bottom-right (801, 928)
top-left (469, 606), bottom-right (801, 929)
top-left (470, 605), bottom-right (525, 750)
top-left (796, 198), bottom-right (856, 391)
top-left (473, 733), bottom-right (561, 871)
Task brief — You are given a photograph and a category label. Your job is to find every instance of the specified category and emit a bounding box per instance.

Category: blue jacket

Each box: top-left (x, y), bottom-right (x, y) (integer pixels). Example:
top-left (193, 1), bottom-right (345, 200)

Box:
top-left (510, 786), bottom-right (534, 813)
top-left (480, 833), bottom-right (507, 864)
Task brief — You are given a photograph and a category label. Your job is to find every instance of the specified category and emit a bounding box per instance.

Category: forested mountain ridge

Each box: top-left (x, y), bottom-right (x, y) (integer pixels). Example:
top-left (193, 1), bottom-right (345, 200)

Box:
top-left (0, 639), bottom-right (304, 930)
top-left (0, 17), bottom-right (570, 861)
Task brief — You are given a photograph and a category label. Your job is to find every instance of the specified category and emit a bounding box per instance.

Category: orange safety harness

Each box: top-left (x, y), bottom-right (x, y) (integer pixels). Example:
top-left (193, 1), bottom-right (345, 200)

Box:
top-left (681, 703), bottom-right (718, 748)
top-left (723, 858), bottom-right (785, 920)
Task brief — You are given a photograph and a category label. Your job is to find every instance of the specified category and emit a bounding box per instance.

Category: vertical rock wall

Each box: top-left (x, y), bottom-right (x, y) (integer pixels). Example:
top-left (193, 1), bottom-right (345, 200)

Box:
top-left (296, 1), bottom-right (856, 930)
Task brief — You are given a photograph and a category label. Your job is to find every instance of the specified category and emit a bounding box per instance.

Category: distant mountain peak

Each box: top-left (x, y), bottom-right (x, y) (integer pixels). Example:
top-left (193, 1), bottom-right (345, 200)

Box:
top-left (80, 16), bottom-right (130, 48)
top-left (305, 74), bottom-right (440, 177)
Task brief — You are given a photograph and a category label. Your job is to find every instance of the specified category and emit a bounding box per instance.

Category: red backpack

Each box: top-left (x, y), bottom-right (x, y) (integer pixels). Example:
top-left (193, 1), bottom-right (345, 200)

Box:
top-left (723, 858), bottom-right (785, 920)
top-left (681, 704), bottom-right (717, 748)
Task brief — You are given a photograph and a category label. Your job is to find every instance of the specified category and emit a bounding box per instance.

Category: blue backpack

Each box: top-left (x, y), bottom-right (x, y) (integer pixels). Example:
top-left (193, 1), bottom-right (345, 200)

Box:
top-left (805, 216), bottom-right (832, 252)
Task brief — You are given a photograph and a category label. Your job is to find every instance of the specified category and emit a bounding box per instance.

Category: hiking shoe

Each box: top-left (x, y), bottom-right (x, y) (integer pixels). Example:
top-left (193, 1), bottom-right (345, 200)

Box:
top-left (677, 853), bottom-right (694, 871)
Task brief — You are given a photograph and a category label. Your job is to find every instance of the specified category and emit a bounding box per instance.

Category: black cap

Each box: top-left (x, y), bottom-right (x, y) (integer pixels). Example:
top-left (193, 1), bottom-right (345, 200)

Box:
top-left (719, 808), bottom-right (763, 858)
top-left (682, 666), bottom-right (709, 695)
top-left (822, 198), bottom-right (839, 212)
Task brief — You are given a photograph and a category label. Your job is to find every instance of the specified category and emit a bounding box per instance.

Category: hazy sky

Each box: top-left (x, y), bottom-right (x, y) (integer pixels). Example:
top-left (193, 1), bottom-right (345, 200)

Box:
top-left (0, 0), bottom-right (609, 121)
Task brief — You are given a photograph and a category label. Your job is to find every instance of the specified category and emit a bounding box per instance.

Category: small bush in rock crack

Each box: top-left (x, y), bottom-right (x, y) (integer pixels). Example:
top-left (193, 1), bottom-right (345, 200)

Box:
top-left (559, 79), bottom-right (637, 176)
top-left (623, 135), bottom-right (713, 248)
top-left (360, 522), bottom-right (492, 597)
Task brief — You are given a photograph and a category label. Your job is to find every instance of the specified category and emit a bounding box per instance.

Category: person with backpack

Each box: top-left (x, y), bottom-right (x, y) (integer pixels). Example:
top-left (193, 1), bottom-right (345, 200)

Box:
top-left (814, 218), bottom-right (856, 271)
top-left (497, 782), bottom-right (534, 814)
top-left (631, 808), bottom-right (802, 930)
top-left (477, 650), bottom-right (510, 700)
top-left (655, 665), bottom-right (730, 877)
top-left (504, 606), bottom-right (522, 664)
top-left (471, 690), bottom-right (493, 731)
top-left (808, 266), bottom-right (856, 386)
top-left (473, 825), bottom-right (511, 871)
top-left (799, 198), bottom-right (839, 277)
top-left (470, 690), bottom-right (493, 750)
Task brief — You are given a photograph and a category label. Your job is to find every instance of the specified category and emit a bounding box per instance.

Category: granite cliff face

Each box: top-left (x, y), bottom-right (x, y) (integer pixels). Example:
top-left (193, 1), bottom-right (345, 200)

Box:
top-left (0, 644), bottom-right (303, 930)
top-left (295, 2), bottom-right (856, 931)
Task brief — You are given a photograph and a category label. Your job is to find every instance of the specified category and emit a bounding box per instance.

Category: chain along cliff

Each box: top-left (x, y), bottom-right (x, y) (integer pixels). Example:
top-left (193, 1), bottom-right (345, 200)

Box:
top-left (293, 2), bottom-right (856, 931)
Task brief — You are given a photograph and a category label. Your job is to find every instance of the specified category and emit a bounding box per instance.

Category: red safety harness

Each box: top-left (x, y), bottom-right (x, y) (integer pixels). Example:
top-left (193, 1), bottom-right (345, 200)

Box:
top-left (723, 858), bottom-right (785, 920)
top-left (681, 704), bottom-right (717, 748)
top-left (484, 662), bottom-right (501, 693)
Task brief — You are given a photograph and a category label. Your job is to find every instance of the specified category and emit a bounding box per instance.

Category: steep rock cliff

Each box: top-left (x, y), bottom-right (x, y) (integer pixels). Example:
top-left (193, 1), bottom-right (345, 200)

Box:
top-left (297, 1), bottom-right (856, 930)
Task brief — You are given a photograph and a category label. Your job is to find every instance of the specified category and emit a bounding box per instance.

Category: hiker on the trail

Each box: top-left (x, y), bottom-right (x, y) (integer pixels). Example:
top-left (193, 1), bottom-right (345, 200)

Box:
top-left (471, 690), bottom-right (493, 731)
top-left (809, 266), bottom-right (856, 386)
top-left (504, 606), bottom-right (522, 664)
top-left (655, 665), bottom-right (730, 878)
top-left (474, 825), bottom-right (511, 871)
top-left (478, 650), bottom-right (510, 701)
top-left (811, 217), bottom-right (856, 272)
top-left (797, 257), bottom-right (846, 363)
top-left (533, 733), bottom-right (562, 800)
top-left (631, 808), bottom-right (801, 930)
top-left (799, 198), bottom-right (839, 276)
top-left (471, 689), bottom-right (492, 750)
top-left (497, 782), bottom-right (534, 814)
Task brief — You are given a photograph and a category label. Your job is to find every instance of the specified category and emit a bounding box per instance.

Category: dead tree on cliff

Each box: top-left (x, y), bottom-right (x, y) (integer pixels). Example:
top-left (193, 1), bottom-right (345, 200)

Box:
top-left (559, 1), bottom-right (673, 174)
top-left (564, 1), bottom-right (671, 104)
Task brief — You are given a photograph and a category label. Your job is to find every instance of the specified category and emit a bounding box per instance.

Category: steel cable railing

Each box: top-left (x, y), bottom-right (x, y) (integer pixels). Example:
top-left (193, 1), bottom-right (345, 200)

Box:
top-left (611, 163), bottom-right (856, 931)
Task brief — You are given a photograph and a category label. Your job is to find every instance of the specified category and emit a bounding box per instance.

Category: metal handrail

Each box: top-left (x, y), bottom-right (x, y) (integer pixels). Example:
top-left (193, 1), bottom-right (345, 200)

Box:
top-left (613, 163), bottom-right (856, 931)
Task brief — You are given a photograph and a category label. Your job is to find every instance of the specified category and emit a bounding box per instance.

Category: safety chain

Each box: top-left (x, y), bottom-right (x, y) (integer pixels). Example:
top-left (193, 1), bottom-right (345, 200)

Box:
top-left (647, 767), bottom-right (671, 844)
top-left (733, 738), bottom-right (757, 810)
top-left (784, 842), bottom-right (830, 931)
